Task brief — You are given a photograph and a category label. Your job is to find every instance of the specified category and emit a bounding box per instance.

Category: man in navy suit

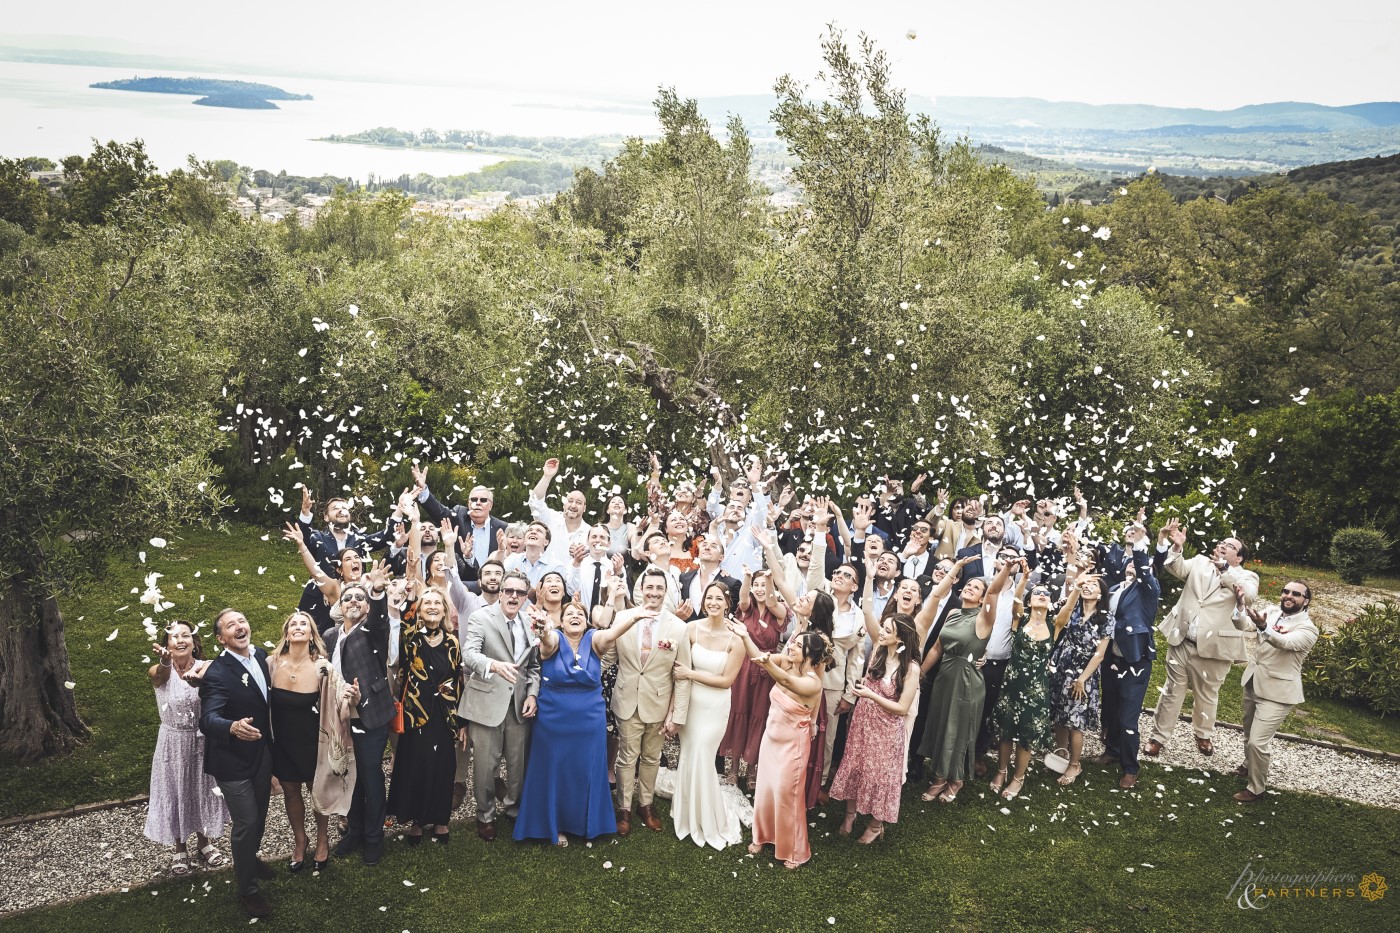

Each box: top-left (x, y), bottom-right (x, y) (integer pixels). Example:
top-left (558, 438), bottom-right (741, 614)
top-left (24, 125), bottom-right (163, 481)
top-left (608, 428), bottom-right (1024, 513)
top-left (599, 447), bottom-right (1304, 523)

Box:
top-left (1094, 544), bottom-right (1161, 788)
top-left (197, 608), bottom-right (276, 919)
top-left (294, 486), bottom-right (397, 572)
top-left (413, 464), bottom-right (508, 582)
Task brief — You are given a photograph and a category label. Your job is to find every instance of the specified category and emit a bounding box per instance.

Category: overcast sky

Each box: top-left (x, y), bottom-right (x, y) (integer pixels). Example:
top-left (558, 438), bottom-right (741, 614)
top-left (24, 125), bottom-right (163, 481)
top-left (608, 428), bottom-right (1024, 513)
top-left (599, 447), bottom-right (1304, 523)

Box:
top-left (4, 0), bottom-right (1396, 109)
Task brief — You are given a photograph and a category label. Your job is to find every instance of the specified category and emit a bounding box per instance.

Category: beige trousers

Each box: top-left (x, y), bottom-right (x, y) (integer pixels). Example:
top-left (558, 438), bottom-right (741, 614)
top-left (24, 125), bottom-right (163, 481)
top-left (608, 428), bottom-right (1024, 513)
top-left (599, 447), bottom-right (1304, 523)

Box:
top-left (614, 713), bottom-right (665, 810)
top-left (1241, 679), bottom-right (1293, 795)
top-left (1150, 638), bottom-right (1233, 745)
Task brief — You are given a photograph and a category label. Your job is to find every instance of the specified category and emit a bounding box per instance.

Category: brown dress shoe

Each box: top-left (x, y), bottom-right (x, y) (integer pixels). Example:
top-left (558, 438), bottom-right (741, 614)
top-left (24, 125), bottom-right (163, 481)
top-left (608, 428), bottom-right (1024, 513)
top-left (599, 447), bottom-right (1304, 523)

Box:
top-left (615, 810), bottom-right (632, 836)
top-left (1234, 789), bottom-right (1264, 803)
top-left (476, 820), bottom-right (496, 842)
top-left (452, 781), bottom-right (467, 811)
top-left (240, 892), bottom-right (272, 918)
top-left (1118, 773), bottom-right (1138, 790)
top-left (1195, 737), bottom-right (1214, 756)
top-left (1143, 740), bottom-right (1163, 758)
top-left (639, 804), bottom-right (663, 832)
top-left (1233, 765), bottom-right (1249, 779)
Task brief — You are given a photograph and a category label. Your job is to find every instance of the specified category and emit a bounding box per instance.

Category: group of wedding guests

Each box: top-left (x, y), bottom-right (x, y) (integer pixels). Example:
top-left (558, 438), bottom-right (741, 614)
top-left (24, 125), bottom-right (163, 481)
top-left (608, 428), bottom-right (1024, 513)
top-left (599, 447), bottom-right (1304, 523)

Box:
top-left (143, 455), bottom-right (1321, 919)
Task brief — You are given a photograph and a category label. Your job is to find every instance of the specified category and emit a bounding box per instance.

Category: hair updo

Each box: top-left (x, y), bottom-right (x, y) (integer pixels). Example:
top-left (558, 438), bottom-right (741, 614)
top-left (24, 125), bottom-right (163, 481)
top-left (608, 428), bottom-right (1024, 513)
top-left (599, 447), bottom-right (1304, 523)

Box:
top-left (797, 631), bottom-right (837, 672)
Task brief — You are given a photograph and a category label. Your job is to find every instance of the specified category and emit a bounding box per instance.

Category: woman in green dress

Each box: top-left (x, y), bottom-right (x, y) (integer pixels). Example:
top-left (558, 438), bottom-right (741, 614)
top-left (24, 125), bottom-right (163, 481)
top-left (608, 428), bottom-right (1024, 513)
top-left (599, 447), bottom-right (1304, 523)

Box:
top-left (917, 555), bottom-right (1014, 803)
top-left (991, 575), bottom-right (1055, 800)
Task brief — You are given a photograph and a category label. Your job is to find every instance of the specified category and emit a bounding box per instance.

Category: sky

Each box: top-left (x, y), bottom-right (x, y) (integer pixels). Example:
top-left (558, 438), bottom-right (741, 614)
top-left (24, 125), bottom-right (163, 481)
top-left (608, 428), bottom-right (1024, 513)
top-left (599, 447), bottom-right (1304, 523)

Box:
top-left (3, 0), bottom-right (1397, 110)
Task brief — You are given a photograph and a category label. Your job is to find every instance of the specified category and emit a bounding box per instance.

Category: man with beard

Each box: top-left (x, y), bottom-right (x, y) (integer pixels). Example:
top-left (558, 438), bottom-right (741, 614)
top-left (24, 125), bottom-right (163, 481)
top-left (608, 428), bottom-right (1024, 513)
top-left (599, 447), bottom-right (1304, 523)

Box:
top-left (1146, 519), bottom-right (1258, 758)
top-left (1231, 581), bottom-right (1318, 802)
top-left (530, 456), bottom-right (589, 567)
top-left (934, 496), bottom-right (983, 561)
top-left (677, 535), bottom-right (740, 621)
top-left (323, 572), bottom-right (395, 867)
top-left (1094, 543), bottom-right (1160, 789)
top-left (294, 486), bottom-right (397, 570)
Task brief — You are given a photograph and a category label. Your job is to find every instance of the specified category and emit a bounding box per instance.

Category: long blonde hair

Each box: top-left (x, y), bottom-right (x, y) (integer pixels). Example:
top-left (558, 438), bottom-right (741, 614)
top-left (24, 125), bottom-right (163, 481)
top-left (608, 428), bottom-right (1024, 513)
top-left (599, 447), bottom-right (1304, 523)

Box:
top-left (273, 610), bottom-right (328, 658)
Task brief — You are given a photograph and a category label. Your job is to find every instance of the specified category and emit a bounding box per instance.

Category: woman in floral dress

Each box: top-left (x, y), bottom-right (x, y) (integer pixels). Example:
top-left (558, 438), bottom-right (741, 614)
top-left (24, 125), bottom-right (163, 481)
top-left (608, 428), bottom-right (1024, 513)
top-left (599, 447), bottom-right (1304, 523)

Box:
top-left (992, 577), bottom-right (1055, 800)
top-left (1048, 572), bottom-right (1112, 785)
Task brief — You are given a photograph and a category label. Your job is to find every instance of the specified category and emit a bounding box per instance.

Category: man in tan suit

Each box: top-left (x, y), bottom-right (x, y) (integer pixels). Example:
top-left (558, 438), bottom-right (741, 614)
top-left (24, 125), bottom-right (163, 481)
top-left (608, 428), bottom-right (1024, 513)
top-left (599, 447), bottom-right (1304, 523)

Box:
top-left (1232, 581), bottom-right (1319, 802)
top-left (1146, 519), bottom-right (1259, 757)
top-left (612, 567), bottom-right (691, 835)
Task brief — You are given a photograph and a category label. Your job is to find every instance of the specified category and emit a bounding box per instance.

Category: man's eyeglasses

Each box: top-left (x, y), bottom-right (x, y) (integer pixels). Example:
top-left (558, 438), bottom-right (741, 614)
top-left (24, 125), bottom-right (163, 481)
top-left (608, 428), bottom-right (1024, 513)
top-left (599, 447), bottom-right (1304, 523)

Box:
top-left (832, 570), bottom-right (856, 580)
top-left (1282, 588), bottom-right (1308, 598)
top-left (1031, 587), bottom-right (1053, 597)
top-left (469, 496), bottom-right (491, 504)
top-left (340, 593), bottom-right (367, 603)
top-left (912, 526), bottom-right (931, 535)
top-left (501, 587), bottom-right (529, 598)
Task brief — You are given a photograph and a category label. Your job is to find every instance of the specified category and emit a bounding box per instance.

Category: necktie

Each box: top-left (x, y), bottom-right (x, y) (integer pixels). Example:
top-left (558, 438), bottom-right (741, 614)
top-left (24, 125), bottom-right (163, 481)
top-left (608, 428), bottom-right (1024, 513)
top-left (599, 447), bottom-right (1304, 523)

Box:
top-left (590, 560), bottom-right (603, 608)
top-left (640, 619), bottom-right (654, 666)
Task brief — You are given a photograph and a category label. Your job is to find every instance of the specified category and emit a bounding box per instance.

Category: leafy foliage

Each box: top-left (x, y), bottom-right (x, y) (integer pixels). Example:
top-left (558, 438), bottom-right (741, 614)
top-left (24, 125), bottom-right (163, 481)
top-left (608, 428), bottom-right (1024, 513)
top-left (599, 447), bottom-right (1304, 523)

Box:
top-left (1330, 527), bottom-right (1394, 585)
top-left (1304, 600), bottom-right (1400, 716)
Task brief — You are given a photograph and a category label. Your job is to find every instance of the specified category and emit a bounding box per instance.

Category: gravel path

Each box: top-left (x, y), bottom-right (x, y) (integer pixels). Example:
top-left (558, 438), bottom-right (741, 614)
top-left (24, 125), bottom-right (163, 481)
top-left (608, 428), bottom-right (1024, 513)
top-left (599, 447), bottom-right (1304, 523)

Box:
top-left (1, 722), bottom-right (1395, 916)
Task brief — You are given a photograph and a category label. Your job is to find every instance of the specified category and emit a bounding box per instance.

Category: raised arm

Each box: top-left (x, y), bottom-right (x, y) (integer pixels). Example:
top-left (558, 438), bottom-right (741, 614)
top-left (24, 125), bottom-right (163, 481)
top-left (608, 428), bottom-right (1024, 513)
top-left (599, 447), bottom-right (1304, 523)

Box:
top-left (530, 457), bottom-right (560, 515)
top-left (1009, 571), bottom-right (1031, 629)
top-left (725, 618), bottom-right (821, 701)
top-left (754, 526), bottom-right (799, 608)
top-left (860, 558), bottom-right (880, 645)
top-left (975, 559), bottom-right (1014, 639)
top-left (283, 522), bottom-right (339, 599)
top-left (591, 606), bottom-right (656, 655)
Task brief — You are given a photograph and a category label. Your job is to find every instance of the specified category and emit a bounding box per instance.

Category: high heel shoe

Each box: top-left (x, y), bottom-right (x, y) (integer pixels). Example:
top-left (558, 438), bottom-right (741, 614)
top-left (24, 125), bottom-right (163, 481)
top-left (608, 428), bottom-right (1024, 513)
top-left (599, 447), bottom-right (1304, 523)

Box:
top-left (838, 813), bottom-right (857, 836)
top-left (432, 831), bottom-right (450, 846)
top-left (1057, 763), bottom-right (1082, 786)
top-left (1001, 776), bottom-right (1025, 800)
top-left (857, 824), bottom-right (885, 845)
top-left (747, 842), bottom-right (764, 855)
top-left (405, 831), bottom-right (423, 847)
top-left (313, 858), bottom-right (330, 871)
top-left (921, 780), bottom-right (949, 802)
top-left (989, 768), bottom-right (1008, 793)
top-left (937, 781), bottom-right (964, 803)
top-left (288, 859), bottom-right (305, 873)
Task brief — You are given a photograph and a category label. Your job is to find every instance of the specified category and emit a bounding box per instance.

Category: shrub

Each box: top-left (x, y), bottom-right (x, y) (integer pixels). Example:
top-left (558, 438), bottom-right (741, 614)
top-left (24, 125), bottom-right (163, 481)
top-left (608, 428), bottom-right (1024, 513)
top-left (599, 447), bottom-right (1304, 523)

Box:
top-left (1304, 601), bottom-right (1400, 716)
top-left (1330, 527), bottom-right (1393, 585)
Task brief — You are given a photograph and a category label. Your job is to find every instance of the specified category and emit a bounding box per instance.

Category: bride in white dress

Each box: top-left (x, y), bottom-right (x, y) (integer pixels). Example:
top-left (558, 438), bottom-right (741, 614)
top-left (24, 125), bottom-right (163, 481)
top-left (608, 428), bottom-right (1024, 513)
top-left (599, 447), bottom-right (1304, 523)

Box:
top-left (670, 581), bottom-right (747, 849)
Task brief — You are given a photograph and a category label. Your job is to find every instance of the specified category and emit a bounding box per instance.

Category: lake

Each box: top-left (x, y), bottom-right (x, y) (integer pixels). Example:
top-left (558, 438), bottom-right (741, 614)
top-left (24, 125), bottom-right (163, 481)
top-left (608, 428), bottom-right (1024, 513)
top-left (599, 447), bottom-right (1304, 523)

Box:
top-left (0, 61), bottom-right (662, 179)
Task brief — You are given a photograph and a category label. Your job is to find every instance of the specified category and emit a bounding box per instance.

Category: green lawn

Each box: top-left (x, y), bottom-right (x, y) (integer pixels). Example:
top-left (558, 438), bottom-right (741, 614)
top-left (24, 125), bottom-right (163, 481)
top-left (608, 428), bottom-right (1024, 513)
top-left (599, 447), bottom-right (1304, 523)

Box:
top-left (3, 527), bottom-right (1397, 822)
top-left (5, 770), bottom-right (1395, 932)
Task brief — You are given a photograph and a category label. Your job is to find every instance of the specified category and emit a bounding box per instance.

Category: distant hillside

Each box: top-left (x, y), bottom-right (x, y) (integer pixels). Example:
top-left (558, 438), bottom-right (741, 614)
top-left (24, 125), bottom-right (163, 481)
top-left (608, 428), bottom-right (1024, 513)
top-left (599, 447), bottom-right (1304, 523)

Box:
top-left (1064, 151), bottom-right (1400, 235)
top-left (972, 145), bottom-right (1112, 194)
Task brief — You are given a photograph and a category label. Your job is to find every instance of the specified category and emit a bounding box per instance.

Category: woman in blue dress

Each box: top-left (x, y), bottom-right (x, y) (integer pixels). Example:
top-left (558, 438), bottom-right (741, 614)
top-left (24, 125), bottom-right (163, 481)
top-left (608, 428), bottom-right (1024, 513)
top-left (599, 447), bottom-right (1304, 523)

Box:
top-left (514, 599), bottom-right (657, 845)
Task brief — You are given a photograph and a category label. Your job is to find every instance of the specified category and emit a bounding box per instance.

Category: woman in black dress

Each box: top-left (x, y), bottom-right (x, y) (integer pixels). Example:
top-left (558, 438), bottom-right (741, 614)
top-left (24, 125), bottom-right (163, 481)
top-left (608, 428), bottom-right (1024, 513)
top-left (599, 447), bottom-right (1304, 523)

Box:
top-left (269, 611), bottom-right (332, 872)
top-left (386, 584), bottom-right (462, 844)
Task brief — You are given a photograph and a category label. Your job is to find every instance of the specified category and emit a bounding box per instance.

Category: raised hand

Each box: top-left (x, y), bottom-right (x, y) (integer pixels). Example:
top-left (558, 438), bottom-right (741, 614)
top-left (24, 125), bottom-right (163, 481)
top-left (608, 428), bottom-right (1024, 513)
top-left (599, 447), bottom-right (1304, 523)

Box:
top-left (911, 472), bottom-right (927, 493)
top-left (937, 487), bottom-right (949, 507)
top-left (811, 496), bottom-right (833, 527)
top-left (776, 484), bottom-right (795, 511)
top-left (542, 457), bottom-right (560, 479)
top-left (1168, 521), bottom-right (1187, 549)
top-left (281, 521), bottom-right (305, 546)
top-left (366, 560), bottom-right (392, 590)
top-left (300, 485), bottom-right (314, 516)
top-left (410, 462), bottom-right (428, 494)
top-left (751, 525), bottom-right (773, 550)
top-left (439, 517), bottom-right (457, 551)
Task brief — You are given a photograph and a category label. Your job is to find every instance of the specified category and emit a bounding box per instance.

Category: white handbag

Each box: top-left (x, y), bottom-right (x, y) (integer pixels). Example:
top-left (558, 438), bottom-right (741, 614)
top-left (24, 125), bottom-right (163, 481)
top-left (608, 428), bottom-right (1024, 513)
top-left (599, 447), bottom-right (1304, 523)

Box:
top-left (1044, 747), bottom-right (1071, 774)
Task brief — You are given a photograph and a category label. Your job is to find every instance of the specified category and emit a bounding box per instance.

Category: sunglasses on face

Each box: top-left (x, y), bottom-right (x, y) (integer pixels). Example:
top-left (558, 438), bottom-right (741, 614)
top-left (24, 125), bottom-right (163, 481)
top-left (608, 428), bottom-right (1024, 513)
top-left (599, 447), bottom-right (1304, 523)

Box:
top-left (341, 593), bottom-right (367, 603)
top-left (1031, 587), bottom-right (1052, 597)
top-left (832, 570), bottom-right (856, 580)
top-left (1282, 589), bottom-right (1308, 598)
top-left (469, 496), bottom-right (491, 504)
top-left (501, 588), bottom-right (529, 598)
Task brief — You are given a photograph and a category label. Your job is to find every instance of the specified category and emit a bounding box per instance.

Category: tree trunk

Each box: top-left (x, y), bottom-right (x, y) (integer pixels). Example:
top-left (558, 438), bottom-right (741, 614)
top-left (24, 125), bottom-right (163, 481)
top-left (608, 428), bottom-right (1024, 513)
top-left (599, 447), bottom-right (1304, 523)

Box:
top-left (0, 577), bottom-right (89, 762)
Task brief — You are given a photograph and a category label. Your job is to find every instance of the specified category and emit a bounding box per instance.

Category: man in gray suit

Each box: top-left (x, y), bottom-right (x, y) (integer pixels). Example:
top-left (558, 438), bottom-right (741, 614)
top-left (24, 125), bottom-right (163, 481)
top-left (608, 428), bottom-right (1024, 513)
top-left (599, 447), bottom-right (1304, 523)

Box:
top-left (459, 570), bottom-right (540, 841)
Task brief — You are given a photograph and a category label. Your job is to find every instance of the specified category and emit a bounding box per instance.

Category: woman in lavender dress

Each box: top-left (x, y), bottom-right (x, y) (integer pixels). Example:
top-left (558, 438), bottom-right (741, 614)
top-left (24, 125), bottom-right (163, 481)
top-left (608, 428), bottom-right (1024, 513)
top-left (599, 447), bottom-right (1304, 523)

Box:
top-left (144, 620), bottom-right (229, 876)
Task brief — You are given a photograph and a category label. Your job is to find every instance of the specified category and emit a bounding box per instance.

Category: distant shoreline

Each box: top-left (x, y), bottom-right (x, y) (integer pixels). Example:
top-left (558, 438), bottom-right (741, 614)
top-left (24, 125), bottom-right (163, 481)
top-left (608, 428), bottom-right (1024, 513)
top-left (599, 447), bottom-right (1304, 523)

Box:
top-left (314, 138), bottom-right (528, 161)
top-left (91, 76), bottom-right (313, 110)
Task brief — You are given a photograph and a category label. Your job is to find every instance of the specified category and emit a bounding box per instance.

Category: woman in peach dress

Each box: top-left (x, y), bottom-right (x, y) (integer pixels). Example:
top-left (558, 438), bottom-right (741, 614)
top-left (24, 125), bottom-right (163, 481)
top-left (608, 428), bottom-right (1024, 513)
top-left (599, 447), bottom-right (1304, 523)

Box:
top-left (725, 622), bottom-right (832, 869)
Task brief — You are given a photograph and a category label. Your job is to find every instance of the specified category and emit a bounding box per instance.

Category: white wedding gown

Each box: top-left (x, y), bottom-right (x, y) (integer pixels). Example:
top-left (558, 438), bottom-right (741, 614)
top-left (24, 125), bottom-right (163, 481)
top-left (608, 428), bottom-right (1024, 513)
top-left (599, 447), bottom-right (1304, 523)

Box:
top-left (667, 640), bottom-right (745, 849)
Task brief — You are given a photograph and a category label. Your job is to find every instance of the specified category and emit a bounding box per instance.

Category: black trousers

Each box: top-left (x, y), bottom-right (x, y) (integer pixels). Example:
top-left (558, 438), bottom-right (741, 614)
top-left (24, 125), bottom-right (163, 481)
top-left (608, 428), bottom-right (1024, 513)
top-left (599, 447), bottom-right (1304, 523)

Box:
top-left (215, 744), bottom-right (273, 898)
top-left (975, 658), bottom-right (1010, 757)
top-left (348, 722), bottom-right (390, 846)
top-left (1102, 656), bottom-right (1152, 775)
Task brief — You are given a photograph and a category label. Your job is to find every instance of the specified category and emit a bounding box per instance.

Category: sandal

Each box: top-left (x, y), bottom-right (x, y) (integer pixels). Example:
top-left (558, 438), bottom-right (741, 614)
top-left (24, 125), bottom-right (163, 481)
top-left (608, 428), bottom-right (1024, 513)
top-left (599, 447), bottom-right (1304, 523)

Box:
top-left (1001, 776), bottom-right (1025, 800)
top-left (747, 842), bottom-right (763, 855)
top-left (1057, 763), bottom-right (1082, 786)
top-left (921, 780), bottom-right (949, 802)
top-left (556, 833), bottom-right (569, 847)
top-left (857, 824), bottom-right (884, 845)
top-left (199, 843), bottom-right (227, 868)
top-left (170, 852), bottom-right (192, 876)
top-left (990, 768), bottom-right (1008, 793)
top-left (937, 781), bottom-right (964, 803)
top-left (784, 859), bottom-right (802, 870)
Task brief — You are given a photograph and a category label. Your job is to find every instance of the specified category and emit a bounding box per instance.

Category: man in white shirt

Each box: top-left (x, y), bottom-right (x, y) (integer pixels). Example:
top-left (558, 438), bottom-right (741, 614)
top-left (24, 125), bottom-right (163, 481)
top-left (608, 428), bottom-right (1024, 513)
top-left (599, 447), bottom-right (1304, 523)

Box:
top-left (974, 550), bottom-right (1027, 772)
top-left (503, 522), bottom-right (563, 588)
top-left (528, 457), bottom-right (589, 567)
top-left (568, 524), bottom-right (625, 615)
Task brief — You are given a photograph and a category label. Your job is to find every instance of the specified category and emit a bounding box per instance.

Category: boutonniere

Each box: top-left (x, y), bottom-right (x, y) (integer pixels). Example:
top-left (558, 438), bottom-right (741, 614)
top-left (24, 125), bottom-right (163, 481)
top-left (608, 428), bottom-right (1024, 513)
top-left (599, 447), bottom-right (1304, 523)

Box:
top-left (241, 673), bottom-right (249, 687)
top-left (657, 639), bottom-right (675, 651)
top-left (1272, 622), bottom-right (1286, 633)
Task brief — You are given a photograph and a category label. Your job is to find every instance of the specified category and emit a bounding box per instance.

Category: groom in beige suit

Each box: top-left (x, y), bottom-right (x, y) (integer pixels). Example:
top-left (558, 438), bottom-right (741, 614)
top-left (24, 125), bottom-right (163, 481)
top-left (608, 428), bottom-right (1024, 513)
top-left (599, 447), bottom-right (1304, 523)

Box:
top-left (1231, 581), bottom-right (1319, 802)
top-left (613, 567), bottom-right (691, 835)
top-left (1146, 519), bottom-right (1259, 757)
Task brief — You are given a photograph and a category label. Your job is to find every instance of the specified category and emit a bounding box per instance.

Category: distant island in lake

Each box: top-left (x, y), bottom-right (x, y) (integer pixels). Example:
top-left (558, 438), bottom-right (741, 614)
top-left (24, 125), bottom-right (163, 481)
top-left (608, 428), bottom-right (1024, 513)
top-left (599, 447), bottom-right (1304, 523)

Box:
top-left (90, 76), bottom-right (313, 110)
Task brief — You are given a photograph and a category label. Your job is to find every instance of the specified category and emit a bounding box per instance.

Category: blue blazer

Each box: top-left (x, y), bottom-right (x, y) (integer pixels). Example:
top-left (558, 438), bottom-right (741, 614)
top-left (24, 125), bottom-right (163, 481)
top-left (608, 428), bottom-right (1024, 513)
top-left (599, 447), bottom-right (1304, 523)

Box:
top-left (1108, 549), bottom-right (1160, 664)
top-left (198, 648), bottom-right (272, 782)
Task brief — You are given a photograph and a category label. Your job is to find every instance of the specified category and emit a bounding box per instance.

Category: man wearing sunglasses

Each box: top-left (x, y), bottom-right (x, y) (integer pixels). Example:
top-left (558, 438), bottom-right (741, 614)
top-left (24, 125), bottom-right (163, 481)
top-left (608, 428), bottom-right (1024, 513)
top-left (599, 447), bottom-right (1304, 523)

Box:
top-left (1094, 544), bottom-right (1160, 788)
top-left (460, 571), bottom-right (541, 841)
top-left (1231, 582), bottom-right (1319, 803)
top-left (414, 462), bottom-right (507, 583)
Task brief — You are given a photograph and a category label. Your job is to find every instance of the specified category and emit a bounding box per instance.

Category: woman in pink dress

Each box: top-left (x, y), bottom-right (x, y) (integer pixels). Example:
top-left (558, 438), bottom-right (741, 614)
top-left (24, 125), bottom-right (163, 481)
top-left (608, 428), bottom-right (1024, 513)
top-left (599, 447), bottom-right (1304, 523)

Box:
top-left (725, 622), bottom-right (832, 869)
top-left (719, 568), bottom-right (784, 790)
top-left (829, 614), bottom-right (921, 844)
